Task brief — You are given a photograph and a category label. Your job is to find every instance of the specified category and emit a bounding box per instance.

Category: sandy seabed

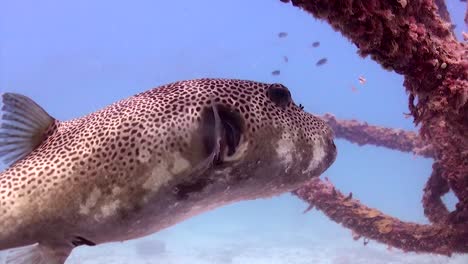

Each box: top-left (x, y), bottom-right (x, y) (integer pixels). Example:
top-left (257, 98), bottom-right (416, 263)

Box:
top-left (67, 245), bottom-right (468, 264)
top-left (1, 230), bottom-right (467, 264)
top-left (63, 231), bottom-right (468, 264)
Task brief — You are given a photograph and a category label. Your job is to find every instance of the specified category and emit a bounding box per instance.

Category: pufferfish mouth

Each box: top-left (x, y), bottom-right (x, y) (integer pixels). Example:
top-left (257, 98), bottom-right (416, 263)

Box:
top-left (201, 103), bottom-right (244, 164)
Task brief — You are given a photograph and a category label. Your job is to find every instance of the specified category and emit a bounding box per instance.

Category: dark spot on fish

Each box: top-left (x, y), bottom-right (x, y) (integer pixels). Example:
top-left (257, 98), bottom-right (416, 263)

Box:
top-left (283, 56), bottom-right (289, 63)
top-left (299, 104), bottom-right (304, 110)
top-left (280, 0), bottom-right (290, 3)
top-left (174, 178), bottom-right (214, 200)
top-left (72, 236), bottom-right (96, 247)
top-left (278, 32), bottom-right (288, 38)
top-left (311, 42), bottom-right (320, 47)
top-left (316, 58), bottom-right (327, 66)
top-left (271, 70), bottom-right (281, 76)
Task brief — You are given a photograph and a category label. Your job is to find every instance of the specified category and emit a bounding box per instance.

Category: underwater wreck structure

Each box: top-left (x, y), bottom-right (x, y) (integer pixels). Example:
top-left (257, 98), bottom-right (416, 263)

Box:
top-left (278, 0), bottom-right (468, 256)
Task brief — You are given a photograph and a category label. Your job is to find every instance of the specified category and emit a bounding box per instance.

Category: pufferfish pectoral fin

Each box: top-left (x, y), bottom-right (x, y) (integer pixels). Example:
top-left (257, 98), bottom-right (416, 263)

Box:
top-left (0, 93), bottom-right (56, 165)
top-left (190, 97), bottom-right (223, 174)
top-left (4, 243), bottom-right (71, 264)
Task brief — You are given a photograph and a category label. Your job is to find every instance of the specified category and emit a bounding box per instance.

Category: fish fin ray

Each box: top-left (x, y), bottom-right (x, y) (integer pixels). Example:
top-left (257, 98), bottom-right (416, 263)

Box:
top-left (4, 243), bottom-right (70, 264)
top-left (0, 93), bottom-right (56, 165)
top-left (191, 97), bottom-right (222, 174)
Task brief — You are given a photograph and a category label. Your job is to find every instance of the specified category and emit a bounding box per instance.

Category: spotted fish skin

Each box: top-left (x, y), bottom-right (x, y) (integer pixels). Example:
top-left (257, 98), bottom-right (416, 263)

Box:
top-left (0, 78), bottom-right (336, 263)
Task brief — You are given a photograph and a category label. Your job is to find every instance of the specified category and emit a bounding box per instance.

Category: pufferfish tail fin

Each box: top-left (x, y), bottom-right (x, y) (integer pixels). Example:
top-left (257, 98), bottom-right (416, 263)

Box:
top-left (0, 92), bottom-right (56, 165)
top-left (4, 243), bottom-right (71, 264)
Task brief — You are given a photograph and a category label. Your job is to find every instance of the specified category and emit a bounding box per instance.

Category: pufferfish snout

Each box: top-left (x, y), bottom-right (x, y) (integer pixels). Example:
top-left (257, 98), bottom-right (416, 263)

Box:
top-left (0, 78), bottom-right (336, 264)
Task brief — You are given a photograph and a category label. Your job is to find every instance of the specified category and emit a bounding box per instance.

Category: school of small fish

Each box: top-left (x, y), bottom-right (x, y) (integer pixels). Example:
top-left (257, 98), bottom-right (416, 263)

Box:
top-left (272, 31), bottom-right (368, 95)
top-left (271, 32), bottom-right (328, 76)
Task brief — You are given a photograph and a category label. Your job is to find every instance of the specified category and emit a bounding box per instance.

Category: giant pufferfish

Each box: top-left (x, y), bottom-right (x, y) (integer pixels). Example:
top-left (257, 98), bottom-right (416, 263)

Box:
top-left (0, 78), bottom-right (337, 264)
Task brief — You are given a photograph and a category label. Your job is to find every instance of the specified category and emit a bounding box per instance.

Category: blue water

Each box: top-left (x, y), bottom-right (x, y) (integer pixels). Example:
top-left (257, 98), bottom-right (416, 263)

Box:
top-left (1, 0), bottom-right (466, 263)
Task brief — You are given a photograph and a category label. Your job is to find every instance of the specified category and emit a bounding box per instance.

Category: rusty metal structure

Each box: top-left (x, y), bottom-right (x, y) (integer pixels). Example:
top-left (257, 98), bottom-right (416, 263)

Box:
top-left (278, 0), bottom-right (468, 256)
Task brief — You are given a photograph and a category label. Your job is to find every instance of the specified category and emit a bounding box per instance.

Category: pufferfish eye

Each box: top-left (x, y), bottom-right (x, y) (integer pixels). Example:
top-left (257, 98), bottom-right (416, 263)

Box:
top-left (266, 83), bottom-right (292, 108)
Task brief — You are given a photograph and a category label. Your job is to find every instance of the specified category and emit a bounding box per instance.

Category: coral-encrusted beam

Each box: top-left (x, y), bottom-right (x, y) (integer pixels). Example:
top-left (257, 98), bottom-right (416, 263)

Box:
top-left (281, 0), bottom-right (468, 254)
top-left (320, 114), bottom-right (434, 158)
top-left (294, 178), bottom-right (468, 255)
top-left (287, 0), bottom-right (468, 214)
top-left (422, 162), bottom-right (450, 224)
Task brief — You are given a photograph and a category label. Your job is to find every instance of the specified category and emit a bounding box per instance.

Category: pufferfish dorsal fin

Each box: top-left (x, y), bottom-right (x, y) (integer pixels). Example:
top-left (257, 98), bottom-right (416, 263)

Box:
top-left (0, 92), bottom-right (56, 165)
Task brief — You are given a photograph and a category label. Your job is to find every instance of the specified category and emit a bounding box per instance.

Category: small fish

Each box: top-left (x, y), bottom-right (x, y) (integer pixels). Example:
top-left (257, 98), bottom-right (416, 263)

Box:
top-left (358, 76), bottom-right (366, 84)
top-left (403, 112), bottom-right (412, 119)
top-left (363, 238), bottom-right (370, 246)
top-left (0, 78), bottom-right (337, 264)
top-left (278, 32), bottom-right (288, 38)
top-left (283, 56), bottom-right (289, 63)
top-left (311, 41), bottom-right (320, 48)
top-left (271, 70), bottom-right (281, 76)
top-left (316, 58), bottom-right (328, 66)
top-left (302, 204), bottom-right (314, 214)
